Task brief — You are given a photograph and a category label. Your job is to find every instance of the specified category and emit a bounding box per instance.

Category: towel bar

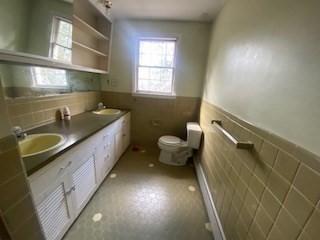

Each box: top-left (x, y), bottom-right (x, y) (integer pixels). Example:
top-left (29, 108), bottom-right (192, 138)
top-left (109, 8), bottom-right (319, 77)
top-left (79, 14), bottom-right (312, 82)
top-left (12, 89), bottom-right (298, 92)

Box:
top-left (211, 120), bottom-right (254, 150)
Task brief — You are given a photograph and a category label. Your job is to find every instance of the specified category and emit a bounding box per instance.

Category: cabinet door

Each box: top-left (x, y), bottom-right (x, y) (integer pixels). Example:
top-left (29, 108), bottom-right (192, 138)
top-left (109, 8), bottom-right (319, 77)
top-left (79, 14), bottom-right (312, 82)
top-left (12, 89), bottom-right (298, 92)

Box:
top-left (122, 121), bottom-right (130, 154)
top-left (103, 134), bottom-right (115, 175)
top-left (71, 154), bottom-right (97, 214)
top-left (95, 134), bottom-right (107, 183)
top-left (34, 176), bottom-right (73, 240)
top-left (120, 113), bottom-right (131, 155)
top-left (115, 131), bottom-right (123, 161)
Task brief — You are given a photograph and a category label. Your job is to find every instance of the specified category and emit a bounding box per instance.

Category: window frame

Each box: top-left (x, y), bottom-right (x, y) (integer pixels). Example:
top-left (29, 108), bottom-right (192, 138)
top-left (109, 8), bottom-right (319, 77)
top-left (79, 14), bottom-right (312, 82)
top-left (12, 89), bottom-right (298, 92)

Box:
top-left (133, 37), bottom-right (178, 98)
top-left (49, 16), bottom-right (73, 63)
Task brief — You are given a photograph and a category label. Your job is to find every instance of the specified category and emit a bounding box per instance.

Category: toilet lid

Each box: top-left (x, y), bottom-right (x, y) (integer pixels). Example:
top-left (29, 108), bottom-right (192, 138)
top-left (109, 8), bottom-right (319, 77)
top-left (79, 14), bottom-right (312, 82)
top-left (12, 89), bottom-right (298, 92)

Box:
top-left (159, 136), bottom-right (182, 146)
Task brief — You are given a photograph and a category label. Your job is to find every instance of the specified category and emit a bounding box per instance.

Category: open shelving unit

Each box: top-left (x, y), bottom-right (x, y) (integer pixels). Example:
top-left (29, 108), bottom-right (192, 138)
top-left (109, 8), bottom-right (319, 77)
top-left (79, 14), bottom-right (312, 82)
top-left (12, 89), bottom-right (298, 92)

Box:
top-left (73, 15), bottom-right (109, 41)
top-left (72, 40), bottom-right (107, 57)
top-left (72, 0), bottom-right (112, 72)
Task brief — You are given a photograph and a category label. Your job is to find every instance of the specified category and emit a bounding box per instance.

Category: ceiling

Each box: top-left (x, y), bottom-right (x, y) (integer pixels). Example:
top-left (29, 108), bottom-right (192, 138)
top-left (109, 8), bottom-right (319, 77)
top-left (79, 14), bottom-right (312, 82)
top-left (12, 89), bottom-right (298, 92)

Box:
top-left (110, 0), bottom-right (225, 22)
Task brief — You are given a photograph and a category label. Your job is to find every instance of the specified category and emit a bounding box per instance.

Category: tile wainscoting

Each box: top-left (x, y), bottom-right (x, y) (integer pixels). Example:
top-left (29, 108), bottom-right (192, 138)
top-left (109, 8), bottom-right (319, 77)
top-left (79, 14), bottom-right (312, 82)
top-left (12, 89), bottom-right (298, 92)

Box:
top-left (102, 91), bottom-right (201, 146)
top-left (6, 92), bottom-right (101, 130)
top-left (6, 91), bottom-right (200, 146)
top-left (0, 135), bottom-right (44, 240)
top-left (199, 100), bottom-right (320, 240)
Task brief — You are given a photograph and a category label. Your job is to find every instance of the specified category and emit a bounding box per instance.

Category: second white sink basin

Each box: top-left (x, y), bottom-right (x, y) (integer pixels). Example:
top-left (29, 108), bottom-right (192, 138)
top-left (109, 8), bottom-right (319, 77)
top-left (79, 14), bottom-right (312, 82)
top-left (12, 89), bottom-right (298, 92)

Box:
top-left (93, 108), bottom-right (121, 115)
top-left (19, 134), bottom-right (65, 158)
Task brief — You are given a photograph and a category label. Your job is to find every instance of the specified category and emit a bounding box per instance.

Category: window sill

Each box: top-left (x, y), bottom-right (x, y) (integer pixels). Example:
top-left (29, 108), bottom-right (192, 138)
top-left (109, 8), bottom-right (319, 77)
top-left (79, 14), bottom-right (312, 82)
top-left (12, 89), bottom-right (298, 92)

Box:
top-left (132, 92), bottom-right (177, 99)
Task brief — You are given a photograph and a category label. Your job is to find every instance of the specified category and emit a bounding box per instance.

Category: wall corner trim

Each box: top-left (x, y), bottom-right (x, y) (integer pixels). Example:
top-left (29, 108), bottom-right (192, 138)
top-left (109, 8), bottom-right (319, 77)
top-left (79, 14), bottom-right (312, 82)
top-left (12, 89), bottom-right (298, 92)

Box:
top-left (194, 155), bottom-right (226, 240)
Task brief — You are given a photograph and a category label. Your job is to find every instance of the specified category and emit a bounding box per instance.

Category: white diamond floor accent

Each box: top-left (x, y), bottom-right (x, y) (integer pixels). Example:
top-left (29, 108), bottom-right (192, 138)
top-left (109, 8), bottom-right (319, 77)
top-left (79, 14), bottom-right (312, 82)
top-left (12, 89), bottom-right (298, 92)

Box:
top-left (110, 173), bottom-right (117, 178)
top-left (92, 213), bottom-right (103, 222)
top-left (148, 163), bottom-right (155, 168)
top-left (188, 186), bottom-right (196, 192)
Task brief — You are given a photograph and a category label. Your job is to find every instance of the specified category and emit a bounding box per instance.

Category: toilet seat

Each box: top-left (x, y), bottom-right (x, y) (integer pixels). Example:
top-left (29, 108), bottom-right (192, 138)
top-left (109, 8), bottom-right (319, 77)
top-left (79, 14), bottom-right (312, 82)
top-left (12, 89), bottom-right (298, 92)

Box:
top-left (158, 136), bottom-right (188, 153)
top-left (159, 136), bottom-right (183, 146)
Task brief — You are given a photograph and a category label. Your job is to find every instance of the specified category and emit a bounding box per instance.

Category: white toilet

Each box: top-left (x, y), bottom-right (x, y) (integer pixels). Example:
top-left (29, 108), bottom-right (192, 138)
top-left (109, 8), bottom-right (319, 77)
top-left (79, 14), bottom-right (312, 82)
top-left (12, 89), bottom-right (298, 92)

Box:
top-left (158, 122), bottom-right (202, 166)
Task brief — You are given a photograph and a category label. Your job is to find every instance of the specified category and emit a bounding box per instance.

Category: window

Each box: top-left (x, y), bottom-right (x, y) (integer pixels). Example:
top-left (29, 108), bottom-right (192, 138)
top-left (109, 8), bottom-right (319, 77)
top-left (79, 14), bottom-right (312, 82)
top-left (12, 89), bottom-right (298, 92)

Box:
top-left (135, 38), bottom-right (177, 96)
top-left (32, 67), bottom-right (68, 88)
top-left (50, 17), bottom-right (73, 63)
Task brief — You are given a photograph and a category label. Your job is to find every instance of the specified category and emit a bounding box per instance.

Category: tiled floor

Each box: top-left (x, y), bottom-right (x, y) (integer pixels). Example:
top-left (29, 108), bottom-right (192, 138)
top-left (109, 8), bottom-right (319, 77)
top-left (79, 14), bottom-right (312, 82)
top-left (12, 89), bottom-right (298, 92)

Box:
top-left (63, 147), bottom-right (213, 240)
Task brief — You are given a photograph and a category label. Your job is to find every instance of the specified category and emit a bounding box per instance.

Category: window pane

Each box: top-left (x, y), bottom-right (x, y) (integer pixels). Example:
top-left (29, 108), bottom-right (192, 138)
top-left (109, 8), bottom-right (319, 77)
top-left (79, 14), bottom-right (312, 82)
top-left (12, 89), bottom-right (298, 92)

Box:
top-left (53, 45), bottom-right (72, 62)
top-left (137, 67), bottom-right (173, 93)
top-left (33, 67), bottom-right (68, 87)
top-left (139, 40), bottom-right (175, 68)
top-left (56, 20), bottom-right (72, 48)
top-left (51, 17), bottom-right (72, 62)
top-left (136, 39), bottom-right (176, 95)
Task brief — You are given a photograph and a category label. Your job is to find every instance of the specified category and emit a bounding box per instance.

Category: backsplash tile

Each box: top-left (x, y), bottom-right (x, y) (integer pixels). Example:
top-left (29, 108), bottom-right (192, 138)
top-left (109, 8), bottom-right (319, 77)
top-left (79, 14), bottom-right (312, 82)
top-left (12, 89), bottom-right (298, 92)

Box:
top-left (199, 100), bottom-right (320, 240)
top-left (6, 91), bottom-right (101, 130)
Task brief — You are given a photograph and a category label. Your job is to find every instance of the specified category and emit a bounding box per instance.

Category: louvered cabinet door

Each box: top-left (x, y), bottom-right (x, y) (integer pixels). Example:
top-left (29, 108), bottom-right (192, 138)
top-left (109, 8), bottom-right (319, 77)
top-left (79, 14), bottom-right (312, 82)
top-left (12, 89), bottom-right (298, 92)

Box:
top-left (71, 155), bottom-right (97, 213)
top-left (35, 179), bottom-right (73, 240)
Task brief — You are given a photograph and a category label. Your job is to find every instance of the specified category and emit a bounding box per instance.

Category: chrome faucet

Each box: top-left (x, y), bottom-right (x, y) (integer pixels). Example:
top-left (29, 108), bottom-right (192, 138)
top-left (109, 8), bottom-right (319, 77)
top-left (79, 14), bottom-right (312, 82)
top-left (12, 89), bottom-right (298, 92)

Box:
top-left (97, 102), bottom-right (106, 111)
top-left (12, 126), bottom-right (27, 140)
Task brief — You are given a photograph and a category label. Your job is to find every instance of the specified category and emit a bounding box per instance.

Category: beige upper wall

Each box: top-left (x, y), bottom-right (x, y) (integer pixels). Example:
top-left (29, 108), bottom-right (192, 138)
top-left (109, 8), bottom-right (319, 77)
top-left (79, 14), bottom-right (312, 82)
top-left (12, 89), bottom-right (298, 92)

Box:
top-left (203, 0), bottom-right (320, 155)
top-left (102, 20), bottom-right (211, 97)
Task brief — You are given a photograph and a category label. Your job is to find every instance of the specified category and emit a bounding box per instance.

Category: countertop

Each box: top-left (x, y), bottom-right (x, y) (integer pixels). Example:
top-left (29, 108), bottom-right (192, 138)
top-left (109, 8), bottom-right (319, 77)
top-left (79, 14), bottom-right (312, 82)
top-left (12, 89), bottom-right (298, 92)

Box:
top-left (23, 110), bottom-right (129, 176)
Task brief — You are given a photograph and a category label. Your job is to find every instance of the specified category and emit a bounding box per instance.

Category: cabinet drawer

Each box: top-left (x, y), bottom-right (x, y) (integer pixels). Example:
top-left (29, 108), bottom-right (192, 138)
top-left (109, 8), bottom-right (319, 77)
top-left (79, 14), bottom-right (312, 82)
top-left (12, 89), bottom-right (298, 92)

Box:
top-left (29, 155), bottom-right (74, 199)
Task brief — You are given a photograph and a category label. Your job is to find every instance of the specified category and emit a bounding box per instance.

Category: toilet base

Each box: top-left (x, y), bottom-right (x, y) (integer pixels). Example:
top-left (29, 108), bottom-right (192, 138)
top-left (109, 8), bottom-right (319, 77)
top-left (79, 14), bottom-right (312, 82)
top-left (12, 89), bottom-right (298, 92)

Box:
top-left (159, 148), bottom-right (193, 166)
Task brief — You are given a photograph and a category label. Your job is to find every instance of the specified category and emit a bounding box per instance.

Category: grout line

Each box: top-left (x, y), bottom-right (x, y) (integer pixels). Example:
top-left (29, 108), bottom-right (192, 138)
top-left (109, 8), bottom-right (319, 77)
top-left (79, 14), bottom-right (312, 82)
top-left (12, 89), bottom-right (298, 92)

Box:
top-left (264, 180), bottom-right (296, 239)
top-left (0, 171), bottom-right (24, 188)
top-left (3, 193), bottom-right (32, 215)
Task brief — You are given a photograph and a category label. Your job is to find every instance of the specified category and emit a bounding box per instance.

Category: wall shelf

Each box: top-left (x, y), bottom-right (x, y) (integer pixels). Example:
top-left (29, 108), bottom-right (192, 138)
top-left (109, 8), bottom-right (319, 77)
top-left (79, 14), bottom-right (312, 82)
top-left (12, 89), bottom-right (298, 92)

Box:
top-left (73, 15), bottom-right (109, 41)
top-left (72, 0), bottom-right (112, 72)
top-left (0, 50), bottom-right (108, 74)
top-left (72, 40), bottom-right (107, 57)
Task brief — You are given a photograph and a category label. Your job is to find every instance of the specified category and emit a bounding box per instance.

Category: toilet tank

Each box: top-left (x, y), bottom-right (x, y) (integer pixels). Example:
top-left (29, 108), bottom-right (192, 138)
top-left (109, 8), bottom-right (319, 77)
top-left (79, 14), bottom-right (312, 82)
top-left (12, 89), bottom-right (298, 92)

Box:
top-left (187, 122), bottom-right (202, 149)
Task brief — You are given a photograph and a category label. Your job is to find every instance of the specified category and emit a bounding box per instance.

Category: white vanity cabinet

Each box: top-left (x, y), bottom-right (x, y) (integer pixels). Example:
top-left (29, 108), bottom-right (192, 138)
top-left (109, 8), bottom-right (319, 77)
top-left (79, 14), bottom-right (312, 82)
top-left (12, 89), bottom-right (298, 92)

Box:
top-left (28, 113), bottom-right (130, 240)
top-left (115, 113), bottom-right (131, 161)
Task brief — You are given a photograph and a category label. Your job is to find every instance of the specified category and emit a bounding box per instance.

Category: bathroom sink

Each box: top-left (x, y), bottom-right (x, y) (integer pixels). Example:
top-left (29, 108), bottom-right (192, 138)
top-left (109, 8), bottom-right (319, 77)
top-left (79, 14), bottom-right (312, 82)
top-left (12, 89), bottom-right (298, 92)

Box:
top-left (93, 108), bottom-right (121, 115)
top-left (19, 134), bottom-right (65, 158)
